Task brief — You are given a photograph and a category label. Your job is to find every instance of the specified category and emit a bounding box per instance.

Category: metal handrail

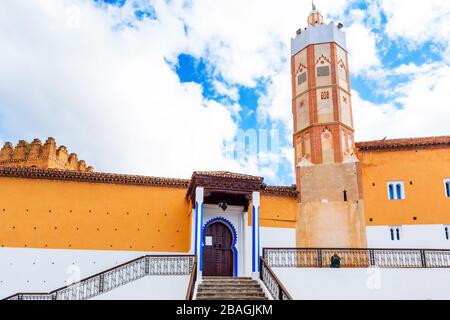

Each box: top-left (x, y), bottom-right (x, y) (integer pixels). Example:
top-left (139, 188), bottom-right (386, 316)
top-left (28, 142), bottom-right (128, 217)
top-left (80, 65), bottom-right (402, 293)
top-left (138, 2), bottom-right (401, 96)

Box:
top-left (185, 257), bottom-right (197, 300)
top-left (4, 254), bottom-right (195, 300)
top-left (260, 257), bottom-right (293, 300)
top-left (263, 248), bottom-right (450, 268)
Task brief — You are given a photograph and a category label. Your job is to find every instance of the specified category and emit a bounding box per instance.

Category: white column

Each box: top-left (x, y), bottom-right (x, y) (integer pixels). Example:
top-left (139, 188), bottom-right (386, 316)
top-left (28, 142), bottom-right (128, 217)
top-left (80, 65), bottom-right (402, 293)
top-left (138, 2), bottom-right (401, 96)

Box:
top-left (195, 187), bottom-right (204, 280)
top-left (252, 191), bottom-right (261, 279)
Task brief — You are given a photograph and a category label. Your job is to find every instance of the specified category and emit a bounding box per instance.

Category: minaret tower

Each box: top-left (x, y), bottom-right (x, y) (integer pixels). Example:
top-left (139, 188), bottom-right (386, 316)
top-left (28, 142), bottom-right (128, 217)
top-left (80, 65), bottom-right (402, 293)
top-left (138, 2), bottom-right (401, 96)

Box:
top-left (292, 4), bottom-right (367, 248)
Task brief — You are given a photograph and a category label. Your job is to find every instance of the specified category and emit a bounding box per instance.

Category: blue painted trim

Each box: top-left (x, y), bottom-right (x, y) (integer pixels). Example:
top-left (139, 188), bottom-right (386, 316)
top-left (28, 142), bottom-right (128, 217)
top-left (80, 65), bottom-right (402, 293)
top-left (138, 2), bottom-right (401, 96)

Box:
top-left (203, 217), bottom-right (238, 277)
top-left (396, 184), bottom-right (402, 200)
top-left (194, 202), bottom-right (199, 255)
top-left (252, 205), bottom-right (256, 273)
top-left (199, 203), bottom-right (204, 272)
top-left (388, 184), bottom-right (394, 200)
top-left (257, 207), bottom-right (261, 272)
top-left (446, 181), bottom-right (450, 198)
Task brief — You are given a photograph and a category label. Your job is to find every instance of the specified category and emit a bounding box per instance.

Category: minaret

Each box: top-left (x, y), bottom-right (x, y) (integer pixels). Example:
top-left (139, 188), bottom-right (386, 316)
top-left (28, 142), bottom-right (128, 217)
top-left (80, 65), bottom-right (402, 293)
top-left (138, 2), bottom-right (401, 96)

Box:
top-left (291, 5), bottom-right (367, 248)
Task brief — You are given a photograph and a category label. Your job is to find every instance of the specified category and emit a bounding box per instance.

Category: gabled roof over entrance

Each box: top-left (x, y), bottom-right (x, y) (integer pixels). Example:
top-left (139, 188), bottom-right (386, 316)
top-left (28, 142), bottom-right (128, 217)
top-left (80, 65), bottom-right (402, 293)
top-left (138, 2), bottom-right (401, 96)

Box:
top-left (186, 171), bottom-right (264, 201)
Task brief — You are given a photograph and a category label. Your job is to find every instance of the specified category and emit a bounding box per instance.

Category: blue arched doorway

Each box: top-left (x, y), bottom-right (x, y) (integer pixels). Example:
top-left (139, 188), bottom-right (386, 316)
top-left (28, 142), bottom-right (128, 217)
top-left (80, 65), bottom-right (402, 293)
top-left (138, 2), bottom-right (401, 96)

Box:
top-left (202, 217), bottom-right (238, 277)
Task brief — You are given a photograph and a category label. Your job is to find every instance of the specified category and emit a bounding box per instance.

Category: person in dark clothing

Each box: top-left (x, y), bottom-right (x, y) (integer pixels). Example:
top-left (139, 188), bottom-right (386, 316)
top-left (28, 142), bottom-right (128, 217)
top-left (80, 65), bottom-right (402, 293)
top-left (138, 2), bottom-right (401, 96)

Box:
top-left (330, 254), bottom-right (341, 268)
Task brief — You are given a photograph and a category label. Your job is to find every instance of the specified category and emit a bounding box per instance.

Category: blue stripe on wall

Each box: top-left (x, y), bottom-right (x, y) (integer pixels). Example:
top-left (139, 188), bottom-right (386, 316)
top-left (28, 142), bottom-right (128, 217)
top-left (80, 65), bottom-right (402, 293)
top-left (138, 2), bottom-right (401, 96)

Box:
top-left (252, 205), bottom-right (256, 273)
top-left (257, 207), bottom-right (261, 272)
top-left (199, 203), bottom-right (204, 272)
top-left (194, 202), bottom-right (198, 255)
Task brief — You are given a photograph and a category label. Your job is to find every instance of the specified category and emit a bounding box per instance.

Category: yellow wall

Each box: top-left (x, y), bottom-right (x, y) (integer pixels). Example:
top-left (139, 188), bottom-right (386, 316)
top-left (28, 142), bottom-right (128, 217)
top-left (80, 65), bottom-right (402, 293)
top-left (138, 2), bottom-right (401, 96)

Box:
top-left (0, 177), bottom-right (191, 252)
top-left (248, 195), bottom-right (297, 228)
top-left (358, 148), bottom-right (450, 226)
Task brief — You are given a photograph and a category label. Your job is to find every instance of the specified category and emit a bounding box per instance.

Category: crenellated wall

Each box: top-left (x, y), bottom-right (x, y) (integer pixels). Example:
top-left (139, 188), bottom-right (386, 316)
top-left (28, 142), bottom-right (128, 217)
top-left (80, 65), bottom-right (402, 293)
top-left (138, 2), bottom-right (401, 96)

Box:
top-left (0, 138), bottom-right (93, 172)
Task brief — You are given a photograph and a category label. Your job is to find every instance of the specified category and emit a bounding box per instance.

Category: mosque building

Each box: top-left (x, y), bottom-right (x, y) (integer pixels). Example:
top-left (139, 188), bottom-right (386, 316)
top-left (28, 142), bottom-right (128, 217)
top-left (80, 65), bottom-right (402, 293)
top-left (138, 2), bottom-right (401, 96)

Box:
top-left (0, 4), bottom-right (449, 300)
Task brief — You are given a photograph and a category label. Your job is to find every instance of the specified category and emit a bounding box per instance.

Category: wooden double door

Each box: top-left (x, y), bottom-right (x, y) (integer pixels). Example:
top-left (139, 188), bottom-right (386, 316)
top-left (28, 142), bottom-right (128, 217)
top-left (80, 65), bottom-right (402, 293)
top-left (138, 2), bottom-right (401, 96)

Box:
top-left (203, 222), bottom-right (234, 277)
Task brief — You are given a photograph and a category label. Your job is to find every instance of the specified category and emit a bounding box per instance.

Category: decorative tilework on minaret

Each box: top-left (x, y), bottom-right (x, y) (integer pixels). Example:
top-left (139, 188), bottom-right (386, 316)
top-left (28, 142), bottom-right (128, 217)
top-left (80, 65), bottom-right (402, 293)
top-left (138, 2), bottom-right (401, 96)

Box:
top-left (292, 5), bottom-right (367, 248)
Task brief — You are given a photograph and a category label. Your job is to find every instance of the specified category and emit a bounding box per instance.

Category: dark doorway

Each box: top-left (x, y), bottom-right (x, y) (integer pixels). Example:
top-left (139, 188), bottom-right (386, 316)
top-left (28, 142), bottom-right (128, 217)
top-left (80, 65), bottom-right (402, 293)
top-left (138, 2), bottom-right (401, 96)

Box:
top-left (203, 222), bottom-right (234, 277)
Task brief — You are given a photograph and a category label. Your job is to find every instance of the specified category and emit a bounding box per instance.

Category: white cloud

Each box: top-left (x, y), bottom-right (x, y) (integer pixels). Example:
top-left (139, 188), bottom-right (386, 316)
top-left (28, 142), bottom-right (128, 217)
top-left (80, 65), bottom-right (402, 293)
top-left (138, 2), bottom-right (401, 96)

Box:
top-left (257, 67), bottom-right (292, 128)
top-left (353, 63), bottom-right (450, 141)
top-left (346, 22), bottom-right (382, 76)
top-left (0, 0), bottom-right (241, 179)
top-left (212, 80), bottom-right (239, 102)
top-left (380, 0), bottom-right (450, 47)
top-left (176, 0), bottom-right (350, 86)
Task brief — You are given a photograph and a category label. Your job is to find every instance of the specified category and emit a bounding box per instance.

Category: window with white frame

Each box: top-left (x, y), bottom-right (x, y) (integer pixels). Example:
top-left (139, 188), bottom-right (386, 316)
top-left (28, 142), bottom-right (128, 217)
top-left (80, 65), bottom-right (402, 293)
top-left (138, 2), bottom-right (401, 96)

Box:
top-left (444, 179), bottom-right (450, 198)
top-left (389, 226), bottom-right (402, 241)
top-left (387, 181), bottom-right (405, 200)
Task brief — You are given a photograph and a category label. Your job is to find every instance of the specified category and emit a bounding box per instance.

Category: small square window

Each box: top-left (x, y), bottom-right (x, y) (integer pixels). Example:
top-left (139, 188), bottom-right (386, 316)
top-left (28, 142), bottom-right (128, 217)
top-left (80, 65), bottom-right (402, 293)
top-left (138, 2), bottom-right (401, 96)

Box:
top-left (321, 91), bottom-right (330, 100)
top-left (387, 181), bottom-right (405, 200)
top-left (317, 66), bottom-right (330, 77)
top-left (297, 72), bottom-right (307, 85)
top-left (389, 226), bottom-right (401, 241)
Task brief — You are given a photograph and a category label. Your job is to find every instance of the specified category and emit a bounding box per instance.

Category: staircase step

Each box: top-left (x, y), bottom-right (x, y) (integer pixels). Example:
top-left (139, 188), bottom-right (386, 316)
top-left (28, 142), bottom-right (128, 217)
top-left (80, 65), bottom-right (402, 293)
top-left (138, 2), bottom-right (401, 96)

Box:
top-left (195, 277), bottom-right (268, 301)
top-left (199, 284), bottom-right (260, 288)
top-left (196, 296), bottom-right (268, 301)
top-left (203, 276), bottom-right (252, 280)
top-left (197, 292), bottom-right (266, 298)
top-left (197, 287), bottom-right (265, 293)
top-left (201, 280), bottom-right (257, 285)
top-left (197, 288), bottom-right (263, 293)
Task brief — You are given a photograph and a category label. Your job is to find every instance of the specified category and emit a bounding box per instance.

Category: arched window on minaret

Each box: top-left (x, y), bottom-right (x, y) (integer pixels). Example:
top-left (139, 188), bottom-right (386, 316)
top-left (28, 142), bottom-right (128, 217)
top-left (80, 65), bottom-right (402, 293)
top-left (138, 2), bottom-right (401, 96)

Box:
top-left (321, 128), bottom-right (334, 164)
top-left (295, 136), bottom-right (303, 164)
top-left (304, 133), bottom-right (311, 160)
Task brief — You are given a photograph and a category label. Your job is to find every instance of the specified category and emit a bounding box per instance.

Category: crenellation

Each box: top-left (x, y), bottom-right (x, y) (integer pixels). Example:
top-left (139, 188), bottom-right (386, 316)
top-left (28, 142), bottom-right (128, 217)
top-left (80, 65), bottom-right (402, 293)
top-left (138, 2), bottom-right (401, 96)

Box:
top-left (0, 142), bottom-right (14, 162)
top-left (28, 139), bottom-right (42, 160)
top-left (0, 138), bottom-right (93, 172)
top-left (56, 146), bottom-right (69, 165)
top-left (13, 140), bottom-right (29, 161)
top-left (78, 160), bottom-right (87, 172)
top-left (68, 153), bottom-right (79, 170)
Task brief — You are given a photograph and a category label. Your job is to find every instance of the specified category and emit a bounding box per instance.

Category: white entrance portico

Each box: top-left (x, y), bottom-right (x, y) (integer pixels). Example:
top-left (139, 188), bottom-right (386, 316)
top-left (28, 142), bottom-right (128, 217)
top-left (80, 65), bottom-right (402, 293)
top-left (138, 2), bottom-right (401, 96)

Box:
top-left (187, 172), bottom-right (262, 280)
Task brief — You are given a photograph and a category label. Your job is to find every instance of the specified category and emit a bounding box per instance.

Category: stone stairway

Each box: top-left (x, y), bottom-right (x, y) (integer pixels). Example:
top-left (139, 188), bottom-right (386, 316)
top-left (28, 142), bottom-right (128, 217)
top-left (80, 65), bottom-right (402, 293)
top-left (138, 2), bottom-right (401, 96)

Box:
top-left (195, 277), bottom-right (269, 300)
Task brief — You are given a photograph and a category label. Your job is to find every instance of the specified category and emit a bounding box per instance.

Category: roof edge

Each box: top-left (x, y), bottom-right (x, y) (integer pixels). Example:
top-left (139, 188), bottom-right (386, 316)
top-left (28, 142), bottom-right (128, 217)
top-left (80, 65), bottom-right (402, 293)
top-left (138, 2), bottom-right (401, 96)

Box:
top-left (356, 136), bottom-right (450, 152)
top-left (0, 166), bottom-right (190, 189)
top-left (0, 166), bottom-right (298, 197)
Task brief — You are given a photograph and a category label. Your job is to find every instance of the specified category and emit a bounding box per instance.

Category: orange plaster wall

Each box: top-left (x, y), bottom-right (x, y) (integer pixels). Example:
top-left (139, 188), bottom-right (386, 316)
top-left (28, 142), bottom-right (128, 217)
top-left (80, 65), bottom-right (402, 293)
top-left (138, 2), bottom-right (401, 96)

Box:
top-left (358, 148), bottom-right (450, 226)
top-left (248, 195), bottom-right (297, 228)
top-left (0, 177), bottom-right (191, 252)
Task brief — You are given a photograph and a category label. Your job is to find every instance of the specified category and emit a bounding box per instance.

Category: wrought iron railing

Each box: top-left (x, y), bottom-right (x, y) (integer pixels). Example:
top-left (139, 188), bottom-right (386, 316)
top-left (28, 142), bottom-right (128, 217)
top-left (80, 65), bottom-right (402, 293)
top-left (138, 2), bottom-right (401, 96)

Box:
top-left (263, 248), bottom-right (450, 269)
top-left (260, 257), bottom-right (293, 300)
top-left (4, 255), bottom-right (195, 301)
top-left (185, 257), bottom-right (197, 300)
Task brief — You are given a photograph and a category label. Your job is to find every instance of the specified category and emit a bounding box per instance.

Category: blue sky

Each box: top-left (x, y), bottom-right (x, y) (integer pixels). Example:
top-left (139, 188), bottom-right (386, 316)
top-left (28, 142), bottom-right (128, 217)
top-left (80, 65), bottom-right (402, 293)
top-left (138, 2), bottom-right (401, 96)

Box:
top-left (0, 0), bottom-right (449, 185)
